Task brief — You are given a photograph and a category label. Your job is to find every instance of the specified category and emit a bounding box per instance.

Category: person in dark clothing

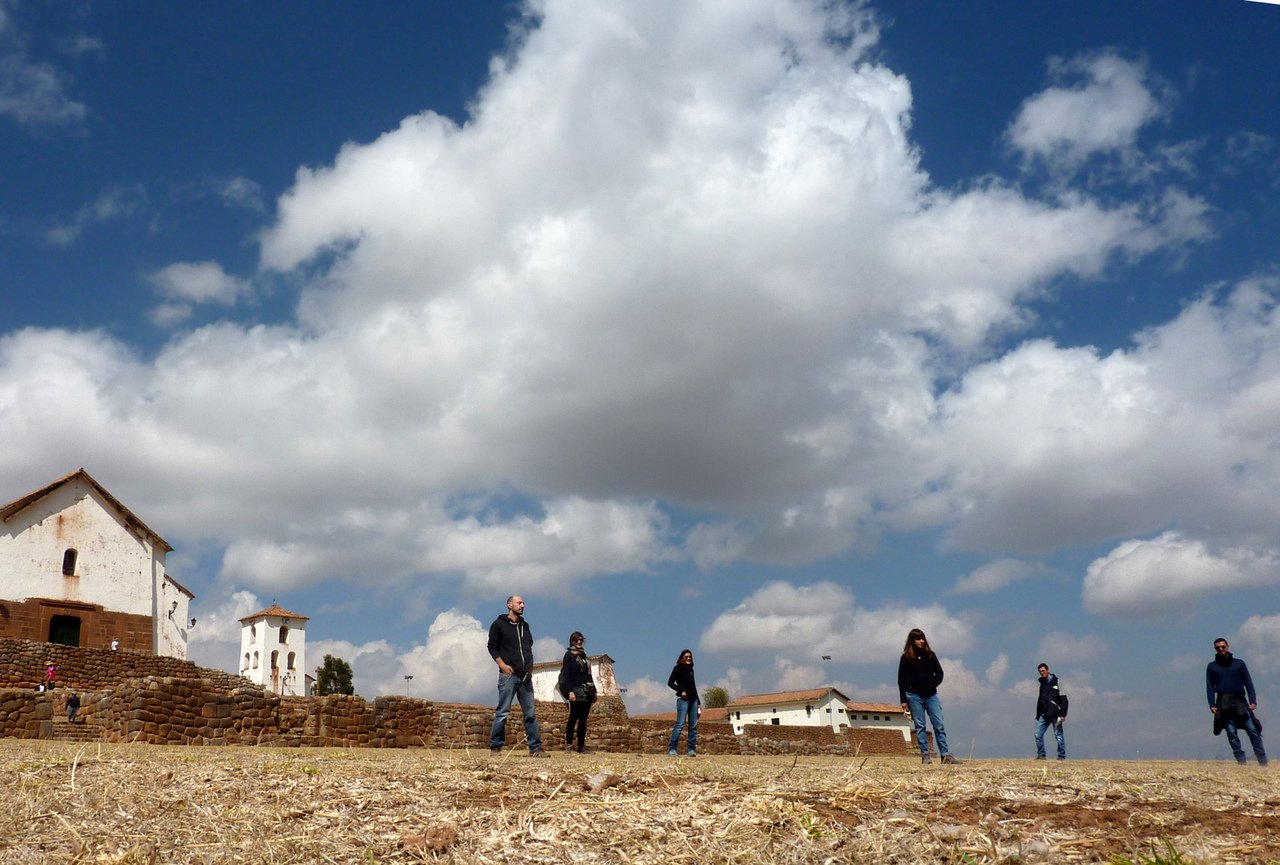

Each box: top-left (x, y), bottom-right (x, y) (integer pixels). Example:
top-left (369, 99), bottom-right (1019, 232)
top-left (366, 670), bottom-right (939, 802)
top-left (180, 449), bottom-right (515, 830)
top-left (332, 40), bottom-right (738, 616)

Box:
top-left (1207, 637), bottom-right (1266, 765)
top-left (1034, 663), bottom-right (1068, 760)
top-left (558, 631), bottom-right (596, 753)
top-left (897, 628), bottom-right (959, 765)
top-left (667, 649), bottom-right (700, 757)
top-left (486, 595), bottom-right (545, 756)
top-left (66, 692), bottom-right (81, 724)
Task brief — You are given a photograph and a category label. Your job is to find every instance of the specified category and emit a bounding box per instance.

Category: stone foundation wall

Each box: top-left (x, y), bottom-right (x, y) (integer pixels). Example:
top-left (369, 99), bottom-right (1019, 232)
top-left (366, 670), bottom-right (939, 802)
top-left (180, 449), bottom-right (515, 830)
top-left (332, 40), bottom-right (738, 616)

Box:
top-left (631, 717), bottom-right (916, 756)
top-left (0, 638), bottom-right (247, 692)
top-left (738, 723), bottom-right (915, 756)
top-left (0, 690), bottom-right (55, 739)
top-left (0, 639), bottom-right (914, 756)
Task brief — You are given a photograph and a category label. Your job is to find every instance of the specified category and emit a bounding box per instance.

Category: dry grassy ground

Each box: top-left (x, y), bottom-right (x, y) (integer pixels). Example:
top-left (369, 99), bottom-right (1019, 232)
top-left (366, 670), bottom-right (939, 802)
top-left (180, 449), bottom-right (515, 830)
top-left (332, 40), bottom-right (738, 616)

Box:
top-left (2, 740), bottom-right (1277, 864)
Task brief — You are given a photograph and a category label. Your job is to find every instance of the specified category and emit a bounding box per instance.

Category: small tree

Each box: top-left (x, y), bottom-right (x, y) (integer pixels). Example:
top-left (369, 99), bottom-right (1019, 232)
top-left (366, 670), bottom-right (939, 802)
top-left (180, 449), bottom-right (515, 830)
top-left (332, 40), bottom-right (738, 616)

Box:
top-left (703, 686), bottom-right (729, 709)
top-left (314, 654), bottom-right (354, 696)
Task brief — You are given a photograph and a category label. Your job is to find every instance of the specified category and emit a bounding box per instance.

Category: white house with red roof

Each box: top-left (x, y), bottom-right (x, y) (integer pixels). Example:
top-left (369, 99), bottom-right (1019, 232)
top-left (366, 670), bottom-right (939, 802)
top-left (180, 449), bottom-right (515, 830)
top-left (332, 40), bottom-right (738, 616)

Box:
top-left (726, 687), bottom-right (912, 741)
top-left (726, 687), bottom-right (855, 734)
top-left (0, 468), bottom-right (193, 658)
top-left (845, 700), bottom-right (913, 742)
top-left (239, 603), bottom-right (309, 695)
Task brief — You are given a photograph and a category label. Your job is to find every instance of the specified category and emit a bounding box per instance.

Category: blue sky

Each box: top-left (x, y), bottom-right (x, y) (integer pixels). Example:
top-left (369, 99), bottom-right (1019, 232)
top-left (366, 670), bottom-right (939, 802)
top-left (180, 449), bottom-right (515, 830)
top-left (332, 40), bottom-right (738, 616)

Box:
top-left (3, 0), bottom-right (1280, 759)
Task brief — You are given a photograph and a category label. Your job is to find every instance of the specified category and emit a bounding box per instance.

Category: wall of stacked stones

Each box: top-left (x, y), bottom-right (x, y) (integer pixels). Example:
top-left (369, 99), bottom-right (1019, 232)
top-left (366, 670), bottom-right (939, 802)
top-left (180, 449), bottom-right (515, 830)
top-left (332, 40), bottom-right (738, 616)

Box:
top-left (629, 718), bottom-right (913, 756)
top-left (0, 689), bottom-right (54, 739)
top-left (0, 639), bottom-right (912, 755)
top-left (630, 717), bottom-right (740, 754)
top-left (0, 638), bottom-right (246, 692)
top-left (738, 723), bottom-right (915, 756)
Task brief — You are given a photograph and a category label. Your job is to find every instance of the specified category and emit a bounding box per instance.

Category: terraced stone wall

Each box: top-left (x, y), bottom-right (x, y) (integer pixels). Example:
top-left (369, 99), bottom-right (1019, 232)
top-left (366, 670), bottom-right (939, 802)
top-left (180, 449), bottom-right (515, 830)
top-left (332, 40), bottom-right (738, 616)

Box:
top-left (0, 639), bottom-right (913, 755)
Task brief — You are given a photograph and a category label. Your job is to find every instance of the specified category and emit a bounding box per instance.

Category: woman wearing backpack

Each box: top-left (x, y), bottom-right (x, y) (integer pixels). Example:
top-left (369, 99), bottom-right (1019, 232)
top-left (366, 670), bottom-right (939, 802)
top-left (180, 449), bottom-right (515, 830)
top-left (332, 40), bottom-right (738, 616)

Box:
top-left (558, 631), bottom-right (596, 753)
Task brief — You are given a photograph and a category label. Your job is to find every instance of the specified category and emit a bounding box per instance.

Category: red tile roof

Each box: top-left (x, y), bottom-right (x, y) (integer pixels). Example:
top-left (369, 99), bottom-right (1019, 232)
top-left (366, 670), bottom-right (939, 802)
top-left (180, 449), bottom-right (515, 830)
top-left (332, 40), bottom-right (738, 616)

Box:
top-left (239, 603), bottom-right (309, 622)
top-left (846, 702), bottom-right (907, 714)
top-left (726, 687), bottom-right (851, 708)
top-left (631, 707), bottom-right (731, 723)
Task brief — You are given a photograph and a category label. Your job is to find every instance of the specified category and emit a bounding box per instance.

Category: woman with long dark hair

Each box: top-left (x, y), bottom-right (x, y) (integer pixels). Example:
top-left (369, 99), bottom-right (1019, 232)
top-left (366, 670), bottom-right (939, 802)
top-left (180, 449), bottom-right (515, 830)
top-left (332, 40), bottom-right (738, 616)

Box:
top-left (897, 628), bottom-right (960, 764)
top-left (558, 631), bottom-right (596, 753)
top-left (666, 649), bottom-right (700, 757)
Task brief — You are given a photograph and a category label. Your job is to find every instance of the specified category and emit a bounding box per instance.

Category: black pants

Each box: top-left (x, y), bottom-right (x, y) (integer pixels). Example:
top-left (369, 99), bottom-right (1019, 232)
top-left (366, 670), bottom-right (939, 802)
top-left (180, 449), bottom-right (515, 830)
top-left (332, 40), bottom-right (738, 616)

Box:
top-left (566, 699), bottom-right (590, 751)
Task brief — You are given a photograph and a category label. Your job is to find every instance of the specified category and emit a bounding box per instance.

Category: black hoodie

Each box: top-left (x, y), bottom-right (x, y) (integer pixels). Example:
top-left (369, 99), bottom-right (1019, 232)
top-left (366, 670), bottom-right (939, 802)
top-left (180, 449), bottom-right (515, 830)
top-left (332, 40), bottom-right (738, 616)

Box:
top-left (487, 613), bottom-right (534, 675)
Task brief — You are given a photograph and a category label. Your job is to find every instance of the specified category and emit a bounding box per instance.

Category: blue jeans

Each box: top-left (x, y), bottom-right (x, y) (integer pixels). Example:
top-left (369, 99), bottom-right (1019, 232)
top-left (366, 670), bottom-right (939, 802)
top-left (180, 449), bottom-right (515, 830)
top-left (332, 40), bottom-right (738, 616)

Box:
top-left (1035, 717), bottom-right (1066, 758)
top-left (489, 672), bottom-right (542, 752)
top-left (1223, 712), bottom-right (1267, 765)
top-left (668, 697), bottom-right (699, 754)
top-left (905, 692), bottom-right (949, 756)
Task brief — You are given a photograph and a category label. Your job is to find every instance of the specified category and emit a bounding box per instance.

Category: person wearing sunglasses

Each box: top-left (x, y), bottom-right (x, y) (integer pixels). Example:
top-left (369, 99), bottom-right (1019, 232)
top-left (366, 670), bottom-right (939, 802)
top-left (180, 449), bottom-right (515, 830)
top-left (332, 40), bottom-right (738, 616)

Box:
top-left (1207, 637), bottom-right (1267, 765)
top-left (558, 631), bottom-right (597, 753)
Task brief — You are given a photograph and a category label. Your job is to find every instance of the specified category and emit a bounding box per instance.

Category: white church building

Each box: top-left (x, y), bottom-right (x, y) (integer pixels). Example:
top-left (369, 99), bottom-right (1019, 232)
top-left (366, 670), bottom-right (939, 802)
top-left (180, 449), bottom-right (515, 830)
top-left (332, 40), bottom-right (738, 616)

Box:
top-left (239, 603), bottom-right (309, 695)
top-left (0, 468), bottom-right (193, 657)
top-left (530, 653), bottom-right (620, 701)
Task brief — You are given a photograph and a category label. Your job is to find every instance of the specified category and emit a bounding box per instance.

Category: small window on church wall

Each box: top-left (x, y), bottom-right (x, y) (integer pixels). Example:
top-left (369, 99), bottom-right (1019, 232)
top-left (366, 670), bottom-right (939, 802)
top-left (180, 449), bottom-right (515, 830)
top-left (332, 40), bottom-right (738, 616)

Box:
top-left (279, 625), bottom-right (289, 643)
top-left (62, 549), bottom-right (78, 576)
top-left (243, 653), bottom-right (250, 671)
top-left (287, 652), bottom-right (296, 670)
top-left (252, 651), bottom-right (259, 669)
top-left (250, 624), bottom-right (256, 639)
top-left (271, 650), bottom-right (279, 670)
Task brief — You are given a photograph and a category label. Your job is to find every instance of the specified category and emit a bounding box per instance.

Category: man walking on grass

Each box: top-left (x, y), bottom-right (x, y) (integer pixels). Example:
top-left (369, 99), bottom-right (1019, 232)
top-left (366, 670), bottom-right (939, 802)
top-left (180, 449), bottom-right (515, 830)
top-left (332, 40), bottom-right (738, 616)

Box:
top-left (1207, 637), bottom-right (1267, 765)
top-left (487, 595), bottom-right (546, 757)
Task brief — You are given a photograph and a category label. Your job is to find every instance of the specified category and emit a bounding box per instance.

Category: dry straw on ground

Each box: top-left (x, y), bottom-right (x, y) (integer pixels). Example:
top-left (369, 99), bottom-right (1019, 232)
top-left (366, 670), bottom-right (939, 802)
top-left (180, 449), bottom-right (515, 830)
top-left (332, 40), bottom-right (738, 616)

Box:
top-left (2, 740), bottom-right (1278, 863)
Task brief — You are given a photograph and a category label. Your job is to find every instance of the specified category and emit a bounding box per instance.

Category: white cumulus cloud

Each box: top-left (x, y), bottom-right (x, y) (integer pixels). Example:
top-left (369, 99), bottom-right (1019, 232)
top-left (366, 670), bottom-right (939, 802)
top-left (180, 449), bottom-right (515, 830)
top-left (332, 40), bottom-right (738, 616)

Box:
top-left (1083, 531), bottom-right (1279, 616)
top-left (700, 580), bottom-right (973, 664)
top-left (1007, 52), bottom-right (1169, 167)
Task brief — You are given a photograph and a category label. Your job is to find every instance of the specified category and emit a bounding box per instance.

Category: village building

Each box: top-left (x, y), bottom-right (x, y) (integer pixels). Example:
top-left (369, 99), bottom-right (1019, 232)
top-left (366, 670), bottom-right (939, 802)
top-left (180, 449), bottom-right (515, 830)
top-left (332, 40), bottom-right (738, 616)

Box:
top-left (239, 604), bottom-right (309, 696)
top-left (635, 689), bottom-right (912, 743)
top-left (0, 468), bottom-right (193, 657)
top-left (530, 653), bottom-right (619, 702)
top-left (845, 700), bottom-right (914, 742)
top-left (726, 687), bottom-right (856, 734)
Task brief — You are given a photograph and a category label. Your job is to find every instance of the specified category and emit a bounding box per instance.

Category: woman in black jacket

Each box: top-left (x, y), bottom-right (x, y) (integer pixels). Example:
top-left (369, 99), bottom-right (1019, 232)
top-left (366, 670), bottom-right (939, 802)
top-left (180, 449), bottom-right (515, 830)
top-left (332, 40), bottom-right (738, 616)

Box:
top-left (558, 631), bottom-right (595, 753)
top-left (666, 649), bottom-right (700, 756)
top-left (897, 628), bottom-right (959, 764)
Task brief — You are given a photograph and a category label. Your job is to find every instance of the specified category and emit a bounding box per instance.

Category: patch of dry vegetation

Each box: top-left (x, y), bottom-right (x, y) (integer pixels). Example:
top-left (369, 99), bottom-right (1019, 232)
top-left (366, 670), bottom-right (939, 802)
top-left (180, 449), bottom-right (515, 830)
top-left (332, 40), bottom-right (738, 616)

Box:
top-left (2, 740), bottom-right (1278, 863)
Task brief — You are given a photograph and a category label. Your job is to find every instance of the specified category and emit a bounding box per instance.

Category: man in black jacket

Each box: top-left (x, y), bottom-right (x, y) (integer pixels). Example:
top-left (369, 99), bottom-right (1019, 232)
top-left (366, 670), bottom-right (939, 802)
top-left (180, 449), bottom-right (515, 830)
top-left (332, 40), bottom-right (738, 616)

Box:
top-left (1034, 663), bottom-right (1068, 760)
top-left (487, 595), bottom-right (545, 756)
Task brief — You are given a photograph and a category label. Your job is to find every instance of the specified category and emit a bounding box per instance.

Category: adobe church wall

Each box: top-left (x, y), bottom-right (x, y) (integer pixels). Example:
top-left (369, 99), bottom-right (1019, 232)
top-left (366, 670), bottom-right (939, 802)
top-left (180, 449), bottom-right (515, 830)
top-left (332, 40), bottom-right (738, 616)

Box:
top-left (0, 602), bottom-right (153, 653)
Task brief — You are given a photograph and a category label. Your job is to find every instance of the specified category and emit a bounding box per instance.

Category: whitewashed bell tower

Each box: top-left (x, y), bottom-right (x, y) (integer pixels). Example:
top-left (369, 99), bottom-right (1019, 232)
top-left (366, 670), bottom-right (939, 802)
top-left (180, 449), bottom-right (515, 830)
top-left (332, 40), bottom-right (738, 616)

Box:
top-left (238, 603), bottom-right (308, 696)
